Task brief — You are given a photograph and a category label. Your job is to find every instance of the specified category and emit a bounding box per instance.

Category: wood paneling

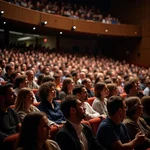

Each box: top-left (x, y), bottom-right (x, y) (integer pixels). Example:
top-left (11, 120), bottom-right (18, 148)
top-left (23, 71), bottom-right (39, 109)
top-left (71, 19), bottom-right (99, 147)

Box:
top-left (0, 0), bottom-right (141, 37)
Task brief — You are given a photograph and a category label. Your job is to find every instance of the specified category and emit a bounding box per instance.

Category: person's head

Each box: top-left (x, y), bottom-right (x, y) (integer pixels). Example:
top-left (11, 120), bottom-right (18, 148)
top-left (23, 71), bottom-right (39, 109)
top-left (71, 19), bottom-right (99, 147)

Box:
top-left (10, 71), bottom-right (21, 84)
top-left (53, 73), bottom-right (61, 85)
top-left (5, 64), bottom-right (14, 75)
top-left (61, 77), bottom-right (74, 94)
top-left (124, 78), bottom-right (139, 95)
top-left (15, 88), bottom-right (34, 112)
top-left (39, 82), bottom-right (56, 102)
top-left (107, 83), bottom-right (119, 98)
top-left (107, 96), bottom-right (126, 120)
top-left (141, 96), bottom-right (150, 116)
top-left (37, 74), bottom-right (45, 85)
top-left (41, 75), bottom-right (55, 84)
top-left (94, 82), bottom-right (109, 98)
top-left (14, 75), bottom-right (29, 89)
top-left (82, 78), bottom-right (92, 90)
top-left (0, 83), bottom-right (16, 107)
top-left (16, 112), bottom-right (50, 149)
top-left (26, 70), bottom-right (34, 81)
top-left (125, 97), bottom-right (143, 119)
top-left (73, 85), bottom-right (88, 102)
top-left (71, 71), bottom-right (79, 82)
top-left (61, 95), bottom-right (86, 122)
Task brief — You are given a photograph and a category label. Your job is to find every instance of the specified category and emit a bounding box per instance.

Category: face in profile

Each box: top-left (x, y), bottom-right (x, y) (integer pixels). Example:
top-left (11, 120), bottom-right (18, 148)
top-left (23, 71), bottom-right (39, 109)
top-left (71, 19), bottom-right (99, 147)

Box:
top-left (5, 87), bottom-right (16, 106)
top-left (101, 85), bottom-right (109, 98)
top-left (37, 116), bottom-right (50, 142)
top-left (75, 100), bottom-right (86, 120)
top-left (24, 91), bottom-right (34, 109)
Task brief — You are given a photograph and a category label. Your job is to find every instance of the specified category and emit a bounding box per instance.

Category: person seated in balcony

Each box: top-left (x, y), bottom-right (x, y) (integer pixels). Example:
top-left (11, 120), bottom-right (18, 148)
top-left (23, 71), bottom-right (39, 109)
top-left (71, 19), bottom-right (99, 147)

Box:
top-left (73, 85), bottom-right (100, 120)
top-left (20, 0), bottom-right (27, 7)
top-left (16, 112), bottom-right (61, 150)
top-left (0, 83), bottom-right (21, 146)
top-left (38, 82), bottom-right (66, 124)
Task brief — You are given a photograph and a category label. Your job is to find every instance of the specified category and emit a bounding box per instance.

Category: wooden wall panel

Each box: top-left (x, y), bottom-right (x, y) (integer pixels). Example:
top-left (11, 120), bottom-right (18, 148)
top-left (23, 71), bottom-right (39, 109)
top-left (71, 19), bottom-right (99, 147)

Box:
top-left (0, 0), bottom-right (141, 37)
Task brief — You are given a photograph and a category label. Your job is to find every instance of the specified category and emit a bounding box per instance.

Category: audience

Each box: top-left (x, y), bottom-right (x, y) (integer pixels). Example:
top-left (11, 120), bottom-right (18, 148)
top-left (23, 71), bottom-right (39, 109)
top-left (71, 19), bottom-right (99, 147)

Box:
top-left (16, 112), bottom-right (61, 150)
top-left (96, 96), bottom-right (145, 150)
top-left (56, 95), bottom-right (105, 150)
top-left (5, 0), bottom-right (120, 24)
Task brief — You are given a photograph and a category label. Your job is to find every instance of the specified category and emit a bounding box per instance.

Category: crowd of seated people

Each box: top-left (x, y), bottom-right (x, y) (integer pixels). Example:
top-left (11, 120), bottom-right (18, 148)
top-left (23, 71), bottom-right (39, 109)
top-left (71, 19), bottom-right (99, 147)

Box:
top-left (4, 0), bottom-right (121, 24)
top-left (1, 45), bottom-right (150, 149)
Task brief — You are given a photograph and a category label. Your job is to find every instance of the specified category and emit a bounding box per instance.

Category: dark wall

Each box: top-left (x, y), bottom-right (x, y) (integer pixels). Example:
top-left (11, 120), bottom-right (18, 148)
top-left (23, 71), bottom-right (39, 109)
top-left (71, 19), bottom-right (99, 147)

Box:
top-left (106, 0), bottom-right (150, 67)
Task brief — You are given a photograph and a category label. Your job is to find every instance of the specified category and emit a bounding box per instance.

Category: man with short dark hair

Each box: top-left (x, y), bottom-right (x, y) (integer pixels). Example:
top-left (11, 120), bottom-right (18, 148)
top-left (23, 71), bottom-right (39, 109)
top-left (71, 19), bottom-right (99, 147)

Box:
top-left (0, 83), bottom-right (21, 146)
top-left (73, 85), bottom-right (100, 120)
top-left (56, 95), bottom-right (105, 150)
top-left (96, 96), bottom-right (145, 150)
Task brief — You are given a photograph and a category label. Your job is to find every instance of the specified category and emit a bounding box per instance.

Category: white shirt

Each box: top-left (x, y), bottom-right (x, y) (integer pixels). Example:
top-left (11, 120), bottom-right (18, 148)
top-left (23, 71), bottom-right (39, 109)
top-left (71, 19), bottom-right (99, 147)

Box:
top-left (84, 102), bottom-right (100, 120)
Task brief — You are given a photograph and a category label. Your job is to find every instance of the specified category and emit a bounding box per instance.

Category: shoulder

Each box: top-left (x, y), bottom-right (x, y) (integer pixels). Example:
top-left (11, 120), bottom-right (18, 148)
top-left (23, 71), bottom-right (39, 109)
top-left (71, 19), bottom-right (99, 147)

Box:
top-left (123, 117), bottom-right (135, 125)
top-left (46, 140), bottom-right (60, 150)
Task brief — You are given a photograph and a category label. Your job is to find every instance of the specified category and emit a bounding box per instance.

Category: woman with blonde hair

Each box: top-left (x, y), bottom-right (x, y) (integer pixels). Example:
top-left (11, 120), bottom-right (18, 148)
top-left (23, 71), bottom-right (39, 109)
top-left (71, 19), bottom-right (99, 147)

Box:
top-left (15, 88), bottom-right (41, 123)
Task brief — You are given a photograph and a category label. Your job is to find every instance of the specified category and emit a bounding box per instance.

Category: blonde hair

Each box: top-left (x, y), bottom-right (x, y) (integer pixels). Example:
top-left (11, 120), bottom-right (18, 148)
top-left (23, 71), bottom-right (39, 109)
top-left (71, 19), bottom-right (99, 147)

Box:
top-left (15, 88), bottom-right (32, 112)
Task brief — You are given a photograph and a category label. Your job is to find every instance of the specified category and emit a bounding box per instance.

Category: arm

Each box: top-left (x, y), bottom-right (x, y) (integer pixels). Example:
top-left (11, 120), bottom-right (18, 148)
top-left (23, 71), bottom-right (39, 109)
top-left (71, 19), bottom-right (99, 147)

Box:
top-left (111, 133), bottom-right (144, 150)
top-left (85, 102), bottom-right (100, 119)
top-left (92, 100), bottom-right (104, 115)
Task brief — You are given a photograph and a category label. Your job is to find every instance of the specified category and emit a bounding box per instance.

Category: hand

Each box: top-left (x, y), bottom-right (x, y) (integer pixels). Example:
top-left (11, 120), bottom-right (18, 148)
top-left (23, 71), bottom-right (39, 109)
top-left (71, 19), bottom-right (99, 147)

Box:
top-left (135, 132), bottom-right (145, 144)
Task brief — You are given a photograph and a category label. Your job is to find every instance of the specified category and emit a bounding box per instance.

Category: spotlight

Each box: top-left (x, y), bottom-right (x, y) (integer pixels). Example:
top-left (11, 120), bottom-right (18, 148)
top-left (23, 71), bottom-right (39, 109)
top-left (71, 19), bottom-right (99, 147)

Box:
top-left (41, 21), bottom-right (47, 26)
top-left (60, 31), bottom-right (63, 35)
top-left (33, 27), bottom-right (36, 30)
top-left (3, 22), bottom-right (6, 25)
top-left (72, 26), bottom-right (76, 30)
top-left (0, 10), bottom-right (4, 16)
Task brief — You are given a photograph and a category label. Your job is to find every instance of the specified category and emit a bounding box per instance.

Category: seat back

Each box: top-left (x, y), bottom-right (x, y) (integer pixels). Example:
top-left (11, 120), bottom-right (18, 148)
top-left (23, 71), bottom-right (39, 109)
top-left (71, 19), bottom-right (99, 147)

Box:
top-left (87, 97), bottom-right (95, 106)
top-left (3, 133), bottom-right (19, 150)
top-left (89, 117), bottom-right (101, 136)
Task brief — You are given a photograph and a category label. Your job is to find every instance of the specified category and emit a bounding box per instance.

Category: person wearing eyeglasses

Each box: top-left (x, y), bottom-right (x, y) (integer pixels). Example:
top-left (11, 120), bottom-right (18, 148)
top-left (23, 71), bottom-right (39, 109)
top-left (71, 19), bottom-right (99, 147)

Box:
top-left (96, 96), bottom-right (145, 150)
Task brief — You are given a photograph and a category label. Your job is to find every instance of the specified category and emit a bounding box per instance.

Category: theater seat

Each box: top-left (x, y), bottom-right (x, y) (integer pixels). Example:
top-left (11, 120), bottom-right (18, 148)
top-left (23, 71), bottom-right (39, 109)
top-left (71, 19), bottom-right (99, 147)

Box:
top-left (50, 124), bottom-right (64, 140)
top-left (32, 89), bottom-right (38, 94)
top-left (0, 81), bottom-right (6, 85)
top-left (87, 97), bottom-right (95, 106)
top-left (81, 120), bottom-right (91, 128)
top-left (120, 93), bottom-right (127, 99)
top-left (3, 133), bottom-right (19, 150)
top-left (89, 117), bottom-right (101, 136)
